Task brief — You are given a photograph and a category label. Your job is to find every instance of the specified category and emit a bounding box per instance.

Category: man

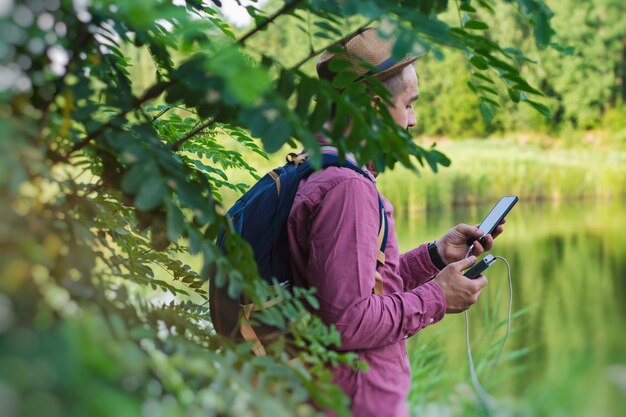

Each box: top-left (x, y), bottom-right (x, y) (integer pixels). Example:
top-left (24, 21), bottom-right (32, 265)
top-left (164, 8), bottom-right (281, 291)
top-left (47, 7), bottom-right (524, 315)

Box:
top-left (287, 28), bottom-right (503, 416)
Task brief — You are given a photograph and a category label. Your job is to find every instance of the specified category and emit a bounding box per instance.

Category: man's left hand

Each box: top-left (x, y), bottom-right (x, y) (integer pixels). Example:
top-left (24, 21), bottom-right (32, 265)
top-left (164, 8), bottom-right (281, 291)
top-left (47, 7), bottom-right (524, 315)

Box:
top-left (436, 222), bottom-right (505, 265)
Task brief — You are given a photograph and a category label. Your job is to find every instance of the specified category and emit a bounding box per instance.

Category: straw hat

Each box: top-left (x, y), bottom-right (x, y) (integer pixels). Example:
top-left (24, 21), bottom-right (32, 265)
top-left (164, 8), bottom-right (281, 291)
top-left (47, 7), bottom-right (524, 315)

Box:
top-left (316, 27), bottom-right (424, 83)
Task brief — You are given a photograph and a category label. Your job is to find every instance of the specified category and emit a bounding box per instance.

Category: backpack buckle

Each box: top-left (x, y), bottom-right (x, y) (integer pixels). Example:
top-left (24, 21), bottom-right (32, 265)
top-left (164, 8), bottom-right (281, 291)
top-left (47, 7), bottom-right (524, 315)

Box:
top-left (286, 152), bottom-right (307, 167)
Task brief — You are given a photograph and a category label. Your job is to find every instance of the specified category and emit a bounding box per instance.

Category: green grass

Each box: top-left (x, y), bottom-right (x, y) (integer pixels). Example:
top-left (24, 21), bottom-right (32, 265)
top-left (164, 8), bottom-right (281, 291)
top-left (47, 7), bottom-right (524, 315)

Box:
top-left (219, 137), bottom-right (626, 213)
top-left (377, 138), bottom-right (626, 216)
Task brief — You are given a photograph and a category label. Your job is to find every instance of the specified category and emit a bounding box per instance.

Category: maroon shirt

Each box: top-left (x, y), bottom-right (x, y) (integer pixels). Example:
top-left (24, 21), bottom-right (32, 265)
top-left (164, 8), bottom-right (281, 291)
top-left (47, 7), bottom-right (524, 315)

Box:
top-left (287, 163), bottom-right (447, 417)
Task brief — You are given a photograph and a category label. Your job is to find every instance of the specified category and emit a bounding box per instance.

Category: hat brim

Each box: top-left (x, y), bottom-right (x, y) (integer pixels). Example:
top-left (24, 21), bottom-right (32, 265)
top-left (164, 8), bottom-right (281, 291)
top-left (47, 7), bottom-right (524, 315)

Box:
top-left (317, 53), bottom-right (421, 85)
top-left (370, 56), bottom-right (419, 82)
top-left (312, 55), bottom-right (420, 102)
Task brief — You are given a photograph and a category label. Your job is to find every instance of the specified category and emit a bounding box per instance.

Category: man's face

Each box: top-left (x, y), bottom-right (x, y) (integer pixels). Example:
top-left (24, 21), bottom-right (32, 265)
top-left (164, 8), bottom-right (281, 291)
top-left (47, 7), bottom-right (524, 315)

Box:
top-left (386, 66), bottom-right (419, 130)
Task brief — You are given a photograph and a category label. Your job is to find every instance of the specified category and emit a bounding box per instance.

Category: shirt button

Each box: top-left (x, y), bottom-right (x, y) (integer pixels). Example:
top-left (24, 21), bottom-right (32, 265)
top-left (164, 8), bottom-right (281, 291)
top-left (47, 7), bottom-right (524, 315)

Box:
top-left (430, 318), bottom-right (434, 323)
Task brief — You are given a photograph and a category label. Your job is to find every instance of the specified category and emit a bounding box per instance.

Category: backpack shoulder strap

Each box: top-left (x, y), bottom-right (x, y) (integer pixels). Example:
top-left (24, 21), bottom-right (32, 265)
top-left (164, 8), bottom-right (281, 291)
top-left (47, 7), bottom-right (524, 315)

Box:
top-left (292, 149), bottom-right (389, 294)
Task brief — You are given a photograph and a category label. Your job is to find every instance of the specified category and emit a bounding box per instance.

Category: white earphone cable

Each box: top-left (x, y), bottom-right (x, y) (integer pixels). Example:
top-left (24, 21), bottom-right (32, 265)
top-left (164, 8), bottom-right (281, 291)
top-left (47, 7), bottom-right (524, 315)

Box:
top-left (463, 252), bottom-right (513, 409)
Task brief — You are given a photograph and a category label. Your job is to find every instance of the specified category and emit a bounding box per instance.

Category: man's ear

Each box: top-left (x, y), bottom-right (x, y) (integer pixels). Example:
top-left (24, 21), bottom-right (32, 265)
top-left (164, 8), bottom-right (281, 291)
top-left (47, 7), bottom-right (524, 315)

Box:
top-left (371, 94), bottom-right (383, 109)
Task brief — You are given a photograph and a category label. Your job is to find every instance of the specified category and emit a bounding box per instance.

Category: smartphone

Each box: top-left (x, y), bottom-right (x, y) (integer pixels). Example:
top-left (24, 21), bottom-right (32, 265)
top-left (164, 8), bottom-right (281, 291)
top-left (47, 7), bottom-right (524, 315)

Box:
top-left (467, 196), bottom-right (518, 246)
top-left (464, 254), bottom-right (497, 279)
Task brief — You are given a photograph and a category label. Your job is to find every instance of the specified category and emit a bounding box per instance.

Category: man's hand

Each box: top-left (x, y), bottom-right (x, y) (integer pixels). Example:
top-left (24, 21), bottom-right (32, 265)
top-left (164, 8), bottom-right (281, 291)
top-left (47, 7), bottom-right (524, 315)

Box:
top-left (436, 222), bottom-right (505, 265)
top-left (433, 256), bottom-right (488, 313)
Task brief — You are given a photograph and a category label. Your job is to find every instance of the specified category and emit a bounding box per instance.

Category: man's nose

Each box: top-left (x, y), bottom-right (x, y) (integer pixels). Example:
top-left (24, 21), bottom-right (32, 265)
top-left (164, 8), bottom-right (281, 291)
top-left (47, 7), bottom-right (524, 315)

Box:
top-left (407, 111), bottom-right (416, 129)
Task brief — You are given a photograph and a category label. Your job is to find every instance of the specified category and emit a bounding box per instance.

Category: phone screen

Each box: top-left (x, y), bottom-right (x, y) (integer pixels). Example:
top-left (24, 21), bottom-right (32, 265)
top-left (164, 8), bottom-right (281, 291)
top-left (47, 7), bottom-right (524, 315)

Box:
top-left (478, 196), bottom-right (518, 236)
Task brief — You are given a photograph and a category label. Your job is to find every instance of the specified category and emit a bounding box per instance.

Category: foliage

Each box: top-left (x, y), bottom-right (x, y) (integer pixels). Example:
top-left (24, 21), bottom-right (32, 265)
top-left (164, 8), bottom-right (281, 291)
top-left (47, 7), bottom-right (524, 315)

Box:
top-left (251, 0), bottom-right (626, 138)
top-left (411, 0), bottom-right (626, 137)
top-left (1, 0), bottom-right (561, 415)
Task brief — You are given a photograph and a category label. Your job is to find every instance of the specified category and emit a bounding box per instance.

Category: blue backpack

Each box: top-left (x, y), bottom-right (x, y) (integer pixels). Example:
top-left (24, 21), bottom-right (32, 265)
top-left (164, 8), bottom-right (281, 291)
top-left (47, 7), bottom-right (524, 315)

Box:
top-left (209, 148), bottom-right (388, 355)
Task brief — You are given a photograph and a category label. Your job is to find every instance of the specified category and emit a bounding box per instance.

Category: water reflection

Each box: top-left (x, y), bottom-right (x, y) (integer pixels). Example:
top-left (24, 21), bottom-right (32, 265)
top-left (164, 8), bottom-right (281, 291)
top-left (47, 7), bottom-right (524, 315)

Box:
top-left (394, 199), bottom-right (626, 416)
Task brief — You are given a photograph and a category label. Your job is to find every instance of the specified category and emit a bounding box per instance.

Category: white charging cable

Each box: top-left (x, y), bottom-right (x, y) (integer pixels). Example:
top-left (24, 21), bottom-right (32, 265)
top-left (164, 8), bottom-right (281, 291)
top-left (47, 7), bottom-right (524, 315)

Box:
top-left (463, 251), bottom-right (513, 409)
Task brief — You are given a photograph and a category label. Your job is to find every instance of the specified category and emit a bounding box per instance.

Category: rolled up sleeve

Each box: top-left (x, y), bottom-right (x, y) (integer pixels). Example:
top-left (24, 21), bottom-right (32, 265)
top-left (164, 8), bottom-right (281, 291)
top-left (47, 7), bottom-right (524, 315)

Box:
top-left (399, 244), bottom-right (442, 291)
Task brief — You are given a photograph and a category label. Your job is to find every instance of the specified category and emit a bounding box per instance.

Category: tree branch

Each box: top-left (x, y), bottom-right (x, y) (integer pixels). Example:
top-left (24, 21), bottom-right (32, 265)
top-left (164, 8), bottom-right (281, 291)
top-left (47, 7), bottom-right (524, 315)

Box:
top-left (290, 21), bottom-right (374, 70)
top-left (151, 106), bottom-right (174, 122)
top-left (58, 80), bottom-right (175, 163)
top-left (152, 104), bottom-right (197, 122)
top-left (170, 119), bottom-right (214, 152)
top-left (237, 0), bottom-right (305, 45)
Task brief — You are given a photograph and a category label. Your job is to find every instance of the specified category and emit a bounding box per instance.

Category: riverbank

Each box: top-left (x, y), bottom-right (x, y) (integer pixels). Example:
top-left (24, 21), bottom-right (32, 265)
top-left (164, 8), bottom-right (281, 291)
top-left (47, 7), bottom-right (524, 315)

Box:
top-left (377, 137), bottom-right (626, 215)
top-left (220, 136), bottom-right (626, 212)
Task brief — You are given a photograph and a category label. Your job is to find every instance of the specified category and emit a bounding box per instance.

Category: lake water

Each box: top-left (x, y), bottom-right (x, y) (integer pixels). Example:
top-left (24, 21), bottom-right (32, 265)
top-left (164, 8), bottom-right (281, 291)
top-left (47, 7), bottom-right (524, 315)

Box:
top-left (393, 199), bottom-right (626, 416)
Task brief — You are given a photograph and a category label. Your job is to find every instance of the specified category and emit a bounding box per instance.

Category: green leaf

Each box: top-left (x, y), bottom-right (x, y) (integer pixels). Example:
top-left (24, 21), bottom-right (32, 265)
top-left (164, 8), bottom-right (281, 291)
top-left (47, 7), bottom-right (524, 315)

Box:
top-left (431, 45), bottom-right (445, 61)
top-left (295, 78), bottom-right (316, 118)
top-left (460, 4), bottom-right (477, 13)
top-left (422, 147), bottom-right (451, 173)
top-left (450, 28), bottom-right (468, 37)
top-left (239, 102), bottom-right (292, 153)
top-left (480, 100), bottom-right (494, 122)
top-left (480, 96), bottom-right (501, 107)
top-left (431, 148), bottom-right (451, 168)
top-left (227, 273), bottom-right (242, 299)
top-left (214, 262), bottom-right (227, 288)
top-left (174, 177), bottom-right (212, 216)
top-left (464, 20), bottom-right (489, 30)
top-left (470, 56), bottom-right (488, 70)
top-left (534, 10), bottom-right (553, 48)
top-left (205, 46), bottom-right (272, 106)
top-left (122, 162), bottom-right (157, 194)
top-left (305, 294), bottom-right (320, 310)
top-left (526, 100), bottom-right (552, 118)
top-left (550, 42), bottom-right (575, 56)
top-left (332, 71), bottom-right (359, 90)
top-left (513, 82), bottom-right (543, 96)
top-left (506, 88), bottom-right (519, 103)
top-left (313, 31), bottom-right (334, 40)
top-left (391, 29), bottom-right (415, 60)
top-left (229, 65), bottom-right (272, 106)
top-left (309, 96), bottom-right (331, 133)
top-left (135, 175), bottom-right (166, 211)
top-left (313, 21), bottom-right (342, 37)
top-left (477, 0), bottom-right (495, 14)
top-left (165, 200), bottom-right (185, 243)
top-left (328, 58), bottom-right (354, 74)
top-left (476, 85), bottom-right (498, 95)
top-left (473, 72), bottom-right (495, 84)
top-left (277, 69), bottom-right (296, 99)
top-left (501, 72), bottom-right (525, 84)
top-left (502, 47), bottom-right (537, 63)
top-left (486, 56), bottom-right (516, 73)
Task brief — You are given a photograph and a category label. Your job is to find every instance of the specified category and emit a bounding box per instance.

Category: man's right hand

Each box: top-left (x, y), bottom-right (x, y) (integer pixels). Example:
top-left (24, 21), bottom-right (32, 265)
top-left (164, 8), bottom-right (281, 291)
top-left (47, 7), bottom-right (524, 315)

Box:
top-left (433, 256), bottom-right (488, 313)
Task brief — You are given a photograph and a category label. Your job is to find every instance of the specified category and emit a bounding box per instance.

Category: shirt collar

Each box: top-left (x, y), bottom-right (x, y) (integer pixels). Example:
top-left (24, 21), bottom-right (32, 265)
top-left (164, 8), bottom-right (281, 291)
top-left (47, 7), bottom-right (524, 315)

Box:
top-left (314, 132), bottom-right (378, 181)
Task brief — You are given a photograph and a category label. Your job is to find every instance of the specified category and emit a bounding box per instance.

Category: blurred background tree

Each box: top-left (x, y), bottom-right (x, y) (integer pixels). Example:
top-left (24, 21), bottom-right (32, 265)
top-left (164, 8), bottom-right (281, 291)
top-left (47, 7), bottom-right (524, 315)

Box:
top-left (412, 0), bottom-right (626, 138)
